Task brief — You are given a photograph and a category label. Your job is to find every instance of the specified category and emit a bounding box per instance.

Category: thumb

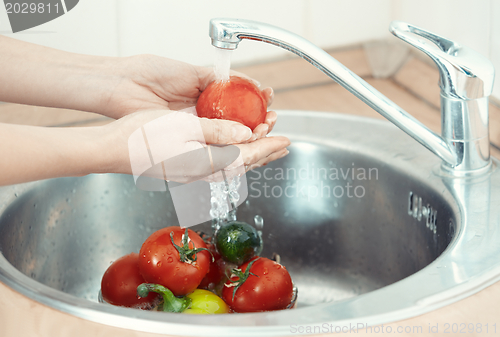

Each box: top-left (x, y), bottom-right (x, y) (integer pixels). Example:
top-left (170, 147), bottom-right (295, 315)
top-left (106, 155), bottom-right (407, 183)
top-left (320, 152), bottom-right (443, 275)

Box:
top-left (199, 118), bottom-right (252, 144)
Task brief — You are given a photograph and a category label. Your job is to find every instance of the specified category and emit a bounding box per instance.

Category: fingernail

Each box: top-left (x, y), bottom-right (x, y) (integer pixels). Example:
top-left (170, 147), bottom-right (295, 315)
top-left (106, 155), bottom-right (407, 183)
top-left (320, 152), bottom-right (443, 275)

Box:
top-left (267, 88), bottom-right (274, 106)
top-left (250, 133), bottom-right (258, 141)
top-left (279, 150), bottom-right (289, 158)
top-left (232, 125), bottom-right (252, 142)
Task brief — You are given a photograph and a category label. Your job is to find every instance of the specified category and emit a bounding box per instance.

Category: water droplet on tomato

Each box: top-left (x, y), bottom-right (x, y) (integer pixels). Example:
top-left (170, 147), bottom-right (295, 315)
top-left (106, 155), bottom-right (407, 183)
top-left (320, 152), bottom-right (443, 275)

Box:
top-left (167, 257), bottom-right (174, 263)
top-left (156, 261), bottom-right (162, 267)
top-left (263, 268), bottom-right (268, 275)
top-left (147, 260), bottom-right (151, 264)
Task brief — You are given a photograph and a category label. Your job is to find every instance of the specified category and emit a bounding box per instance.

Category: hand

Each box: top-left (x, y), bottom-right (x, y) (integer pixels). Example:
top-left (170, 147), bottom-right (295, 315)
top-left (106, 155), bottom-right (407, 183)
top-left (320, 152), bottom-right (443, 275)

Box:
top-left (0, 37), bottom-right (288, 186)
top-left (103, 109), bottom-right (289, 183)
top-left (0, 37), bottom-right (277, 140)
top-left (103, 55), bottom-right (277, 140)
top-left (0, 109), bottom-right (288, 186)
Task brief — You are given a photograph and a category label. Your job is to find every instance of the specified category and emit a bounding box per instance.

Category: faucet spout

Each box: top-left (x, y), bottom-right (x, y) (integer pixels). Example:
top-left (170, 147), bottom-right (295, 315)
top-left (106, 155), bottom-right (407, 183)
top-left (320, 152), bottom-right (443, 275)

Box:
top-left (209, 18), bottom-right (495, 174)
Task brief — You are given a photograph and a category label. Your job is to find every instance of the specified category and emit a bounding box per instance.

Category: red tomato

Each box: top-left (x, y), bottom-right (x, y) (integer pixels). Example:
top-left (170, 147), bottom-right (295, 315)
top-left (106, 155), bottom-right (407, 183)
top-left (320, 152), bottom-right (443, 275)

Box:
top-left (222, 257), bottom-right (293, 312)
top-left (196, 76), bottom-right (267, 130)
top-left (198, 243), bottom-right (225, 290)
top-left (138, 227), bottom-right (210, 296)
top-left (100, 252), bottom-right (158, 308)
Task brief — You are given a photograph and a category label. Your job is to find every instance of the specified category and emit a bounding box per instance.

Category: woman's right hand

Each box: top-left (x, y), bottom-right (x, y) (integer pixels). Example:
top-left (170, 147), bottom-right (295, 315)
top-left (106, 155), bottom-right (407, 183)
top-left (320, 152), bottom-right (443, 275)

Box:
top-left (103, 109), bottom-right (290, 184)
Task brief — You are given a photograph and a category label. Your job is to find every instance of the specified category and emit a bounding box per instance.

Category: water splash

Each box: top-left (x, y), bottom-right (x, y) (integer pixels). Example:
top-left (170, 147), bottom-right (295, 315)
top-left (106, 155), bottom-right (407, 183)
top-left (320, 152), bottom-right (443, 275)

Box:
top-left (210, 175), bottom-right (241, 233)
top-left (214, 48), bottom-right (232, 82)
top-left (254, 215), bottom-right (264, 255)
top-left (254, 215), bottom-right (264, 230)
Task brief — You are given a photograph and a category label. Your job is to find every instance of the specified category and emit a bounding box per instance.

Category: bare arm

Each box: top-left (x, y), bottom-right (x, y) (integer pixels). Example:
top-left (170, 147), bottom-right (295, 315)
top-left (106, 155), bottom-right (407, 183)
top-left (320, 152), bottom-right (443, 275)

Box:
top-left (0, 36), bottom-right (289, 185)
top-left (0, 35), bottom-right (125, 117)
top-left (0, 122), bottom-right (107, 185)
top-left (0, 35), bottom-right (278, 137)
top-left (0, 111), bottom-right (290, 186)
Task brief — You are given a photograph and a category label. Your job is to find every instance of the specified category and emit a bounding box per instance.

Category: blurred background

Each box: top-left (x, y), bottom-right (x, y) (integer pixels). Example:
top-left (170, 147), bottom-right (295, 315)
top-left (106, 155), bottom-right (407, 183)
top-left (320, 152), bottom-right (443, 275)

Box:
top-left (0, 0), bottom-right (498, 99)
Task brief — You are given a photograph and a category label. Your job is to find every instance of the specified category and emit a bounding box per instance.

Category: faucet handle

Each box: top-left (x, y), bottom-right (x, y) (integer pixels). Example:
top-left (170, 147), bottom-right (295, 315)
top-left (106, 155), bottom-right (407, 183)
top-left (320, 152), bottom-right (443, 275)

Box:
top-left (389, 21), bottom-right (494, 100)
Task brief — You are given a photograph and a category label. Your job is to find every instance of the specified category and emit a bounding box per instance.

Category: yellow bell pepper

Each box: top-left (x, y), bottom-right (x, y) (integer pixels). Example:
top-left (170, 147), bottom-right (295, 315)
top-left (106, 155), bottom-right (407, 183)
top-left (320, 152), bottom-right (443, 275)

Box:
top-left (137, 284), bottom-right (229, 314)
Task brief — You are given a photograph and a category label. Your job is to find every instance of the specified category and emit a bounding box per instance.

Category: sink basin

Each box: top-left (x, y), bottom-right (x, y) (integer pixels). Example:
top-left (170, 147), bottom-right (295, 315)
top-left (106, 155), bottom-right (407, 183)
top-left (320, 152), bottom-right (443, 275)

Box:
top-left (0, 110), bottom-right (499, 336)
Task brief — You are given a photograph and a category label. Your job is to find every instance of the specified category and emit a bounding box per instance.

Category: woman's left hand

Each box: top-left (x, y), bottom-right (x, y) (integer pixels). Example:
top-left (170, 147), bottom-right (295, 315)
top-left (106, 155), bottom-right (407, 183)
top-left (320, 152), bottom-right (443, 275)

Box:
top-left (102, 55), bottom-right (276, 140)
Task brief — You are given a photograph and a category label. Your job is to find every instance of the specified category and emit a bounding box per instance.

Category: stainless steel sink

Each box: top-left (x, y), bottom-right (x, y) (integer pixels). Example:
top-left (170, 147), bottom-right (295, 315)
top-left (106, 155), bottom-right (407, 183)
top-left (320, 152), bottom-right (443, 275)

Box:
top-left (1, 111), bottom-right (500, 336)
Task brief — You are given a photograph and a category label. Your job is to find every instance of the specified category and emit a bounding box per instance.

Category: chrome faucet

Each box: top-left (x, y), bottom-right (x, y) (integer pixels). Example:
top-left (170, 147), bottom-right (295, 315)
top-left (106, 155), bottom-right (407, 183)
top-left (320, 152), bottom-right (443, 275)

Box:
top-left (209, 19), bottom-right (495, 175)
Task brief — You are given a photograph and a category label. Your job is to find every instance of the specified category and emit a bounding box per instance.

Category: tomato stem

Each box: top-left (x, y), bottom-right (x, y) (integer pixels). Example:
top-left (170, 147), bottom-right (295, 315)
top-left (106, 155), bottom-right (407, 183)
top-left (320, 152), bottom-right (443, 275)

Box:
top-left (227, 257), bottom-right (260, 301)
top-left (171, 228), bottom-right (208, 264)
top-left (137, 283), bottom-right (191, 313)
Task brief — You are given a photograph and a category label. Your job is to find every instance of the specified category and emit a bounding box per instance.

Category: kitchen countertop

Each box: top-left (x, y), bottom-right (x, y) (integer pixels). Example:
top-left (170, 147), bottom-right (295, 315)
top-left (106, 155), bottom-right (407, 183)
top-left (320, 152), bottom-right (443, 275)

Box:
top-left (0, 44), bottom-right (499, 336)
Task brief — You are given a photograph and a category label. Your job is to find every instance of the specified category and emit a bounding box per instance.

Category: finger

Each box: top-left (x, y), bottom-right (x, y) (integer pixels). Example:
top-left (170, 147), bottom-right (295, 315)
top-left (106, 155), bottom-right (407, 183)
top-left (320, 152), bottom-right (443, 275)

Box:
top-left (198, 118), bottom-right (252, 144)
top-left (219, 153), bottom-right (246, 181)
top-left (248, 148), bottom-right (289, 171)
top-left (265, 110), bottom-right (277, 133)
top-left (169, 102), bottom-right (197, 111)
top-left (236, 136), bottom-right (290, 166)
top-left (249, 111), bottom-right (277, 141)
top-left (210, 140), bottom-right (290, 182)
top-left (251, 123), bottom-right (269, 140)
top-left (162, 145), bottom-right (243, 184)
top-left (209, 144), bottom-right (241, 172)
top-left (262, 87), bottom-right (274, 107)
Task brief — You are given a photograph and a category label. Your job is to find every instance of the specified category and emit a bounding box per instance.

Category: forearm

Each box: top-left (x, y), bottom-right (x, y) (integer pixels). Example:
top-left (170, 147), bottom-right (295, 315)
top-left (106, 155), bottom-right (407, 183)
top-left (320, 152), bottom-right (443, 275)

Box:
top-left (0, 123), bottom-right (112, 186)
top-left (0, 35), bottom-right (131, 118)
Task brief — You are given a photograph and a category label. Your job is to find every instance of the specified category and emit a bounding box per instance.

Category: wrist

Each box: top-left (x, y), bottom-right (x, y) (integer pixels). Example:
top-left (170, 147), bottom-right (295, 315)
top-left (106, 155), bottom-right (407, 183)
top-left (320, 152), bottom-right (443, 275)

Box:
top-left (0, 123), bottom-right (119, 186)
top-left (59, 125), bottom-right (113, 178)
top-left (90, 122), bottom-right (133, 176)
top-left (58, 54), bottom-right (132, 118)
top-left (86, 123), bottom-right (122, 175)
